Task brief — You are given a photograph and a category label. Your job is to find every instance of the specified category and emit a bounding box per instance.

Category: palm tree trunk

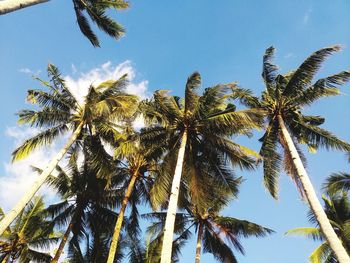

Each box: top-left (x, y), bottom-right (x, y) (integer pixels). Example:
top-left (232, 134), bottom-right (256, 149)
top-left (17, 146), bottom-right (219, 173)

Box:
top-left (160, 130), bottom-right (188, 263)
top-left (277, 115), bottom-right (350, 263)
top-left (51, 222), bottom-right (74, 263)
top-left (0, 0), bottom-right (49, 15)
top-left (107, 168), bottom-right (139, 263)
top-left (195, 223), bottom-right (203, 263)
top-left (0, 123), bottom-right (83, 235)
top-left (1, 254), bottom-right (9, 263)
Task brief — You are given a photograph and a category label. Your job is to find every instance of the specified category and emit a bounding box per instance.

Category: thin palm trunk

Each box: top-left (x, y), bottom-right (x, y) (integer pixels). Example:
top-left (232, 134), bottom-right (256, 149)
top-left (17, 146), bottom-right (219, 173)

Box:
top-left (0, 123), bottom-right (83, 235)
top-left (51, 222), bottom-right (74, 263)
top-left (277, 115), bottom-right (350, 263)
top-left (160, 130), bottom-right (188, 263)
top-left (107, 168), bottom-right (139, 263)
top-left (0, 0), bottom-right (49, 15)
top-left (1, 254), bottom-right (9, 263)
top-left (195, 223), bottom-right (203, 263)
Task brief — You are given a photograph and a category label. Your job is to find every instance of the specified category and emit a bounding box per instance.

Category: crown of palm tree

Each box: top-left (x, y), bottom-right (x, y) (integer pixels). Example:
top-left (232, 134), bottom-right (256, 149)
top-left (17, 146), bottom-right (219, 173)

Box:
top-left (12, 63), bottom-right (138, 176)
top-left (244, 45), bottom-right (350, 198)
top-left (143, 195), bottom-right (274, 263)
top-left (41, 148), bottom-right (121, 261)
top-left (0, 196), bottom-right (59, 263)
top-left (140, 72), bottom-right (261, 208)
top-left (287, 192), bottom-right (350, 263)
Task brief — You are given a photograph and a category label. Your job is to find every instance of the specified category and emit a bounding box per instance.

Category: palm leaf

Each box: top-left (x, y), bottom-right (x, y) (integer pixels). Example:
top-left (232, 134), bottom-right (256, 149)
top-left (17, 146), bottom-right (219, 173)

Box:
top-left (283, 45), bottom-right (342, 97)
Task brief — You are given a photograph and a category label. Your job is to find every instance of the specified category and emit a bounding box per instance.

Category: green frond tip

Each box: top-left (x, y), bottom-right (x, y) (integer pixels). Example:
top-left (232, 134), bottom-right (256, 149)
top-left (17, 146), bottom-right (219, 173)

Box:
top-left (285, 227), bottom-right (323, 241)
top-left (72, 0), bottom-right (128, 47)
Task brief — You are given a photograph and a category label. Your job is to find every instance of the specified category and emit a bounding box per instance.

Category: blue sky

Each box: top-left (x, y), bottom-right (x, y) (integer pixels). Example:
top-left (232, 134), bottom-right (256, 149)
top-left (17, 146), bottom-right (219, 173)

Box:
top-left (1, 0), bottom-right (350, 262)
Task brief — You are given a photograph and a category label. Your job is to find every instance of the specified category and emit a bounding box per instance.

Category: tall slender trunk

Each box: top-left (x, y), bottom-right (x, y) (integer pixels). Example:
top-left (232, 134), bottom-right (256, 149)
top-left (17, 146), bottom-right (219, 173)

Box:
top-left (0, 123), bottom-right (83, 235)
top-left (277, 115), bottom-right (350, 263)
top-left (51, 222), bottom-right (74, 263)
top-left (107, 168), bottom-right (140, 263)
top-left (1, 254), bottom-right (9, 263)
top-left (195, 223), bottom-right (203, 263)
top-left (0, 0), bottom-right (49, 15)
top-left (160, 130), bottom-right (188, 263)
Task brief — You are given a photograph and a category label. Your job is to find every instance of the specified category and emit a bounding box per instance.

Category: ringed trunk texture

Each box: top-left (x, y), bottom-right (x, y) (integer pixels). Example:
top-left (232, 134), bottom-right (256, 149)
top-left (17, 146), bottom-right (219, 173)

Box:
top-left (107, 169), bottom-right (139, 263)
top-left (0, 0), bottom-right (49, 15)
top-left (195, 223), bottom-right (203, 263)
top-left (0, 123), bottom-right (83, 235)
top-left (160, 130), bottom-right (188, 263)
top-left (51, 222), bottom-right (74, 263)
top-left (278, 115), bottom-right (350, 263)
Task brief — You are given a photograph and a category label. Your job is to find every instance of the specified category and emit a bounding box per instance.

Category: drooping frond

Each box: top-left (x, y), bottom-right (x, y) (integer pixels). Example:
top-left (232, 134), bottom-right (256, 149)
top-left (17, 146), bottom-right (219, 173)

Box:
top-left (262, 46), bottom-right (278, 93)
top-left (309, 242), bottom-right (333, 263)
top-left (202, 227), bottom-right (238, 263)
top-left (260, 122), bottom-right (282, 199)
top-left (283, 45), bottom-right (342, 97)
top-left (285, 227), bottom-right (324, 241)
top-left (213, 216), bottom-right (275, 239)
top-left (12, 124), bottom-right (69, 161)
top-left (292, 119), bottom-right (350, 152)
top-left (324, 173), bottom-right (350, 195)
top-left (74, 3), bottom-right (100, 47)
top-left (72, 0), bottom-right (128, 47)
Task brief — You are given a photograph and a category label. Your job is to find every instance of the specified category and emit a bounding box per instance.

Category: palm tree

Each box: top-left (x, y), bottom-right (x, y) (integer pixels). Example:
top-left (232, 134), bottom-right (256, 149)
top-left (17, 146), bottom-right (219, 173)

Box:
top-left (325, 173), bottom-right (350, 195)
top-left (247, 45), bottom-right (350, 262)
top-left (0, 64), bottom-right (138, 235)
top-left (144, 197), bottom-right (273, 263)
top-left (140, 74), bottom-right (261, 263)
top-left (286, 192), bottom-right (350, 263)
top-left (38, 140), bottom-right (121, 263)
top-left (107, 128), bottom-right (161, 263)
top-left (0, 196), bottom-right (59, 263)
top-left (0, 0), bottom-right (128, 47)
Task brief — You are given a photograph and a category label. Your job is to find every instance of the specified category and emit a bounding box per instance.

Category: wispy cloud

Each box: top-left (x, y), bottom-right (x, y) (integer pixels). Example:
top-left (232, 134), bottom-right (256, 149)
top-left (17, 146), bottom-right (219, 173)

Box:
top-left (66, 60), bottom-right (150, 105)
top-left (284, 53), bottom-right (294, 59)
top-left (19, 67), bottom-right (41, 75)
top-left (303, 7), bottom-right (312, 24)
top-left (0, 126), bottom-right (60, 211)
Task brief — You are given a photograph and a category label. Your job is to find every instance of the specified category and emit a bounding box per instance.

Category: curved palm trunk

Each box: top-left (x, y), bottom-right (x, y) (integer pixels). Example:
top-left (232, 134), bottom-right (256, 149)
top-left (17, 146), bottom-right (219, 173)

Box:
top-left (277, 115), bottom-right (350, 263)
top-left (195, 223), bottom-right (203, 263)
top-left (107, 168), bottom-right (139, 263)
top-left (0, 123), bottom-right (83, 235)
top-left (160, 130), bottom-right (188, 263)
top-left (51, 222), bottom-right (74, 263)
top-left (0, 0), bottom-right (49, 15)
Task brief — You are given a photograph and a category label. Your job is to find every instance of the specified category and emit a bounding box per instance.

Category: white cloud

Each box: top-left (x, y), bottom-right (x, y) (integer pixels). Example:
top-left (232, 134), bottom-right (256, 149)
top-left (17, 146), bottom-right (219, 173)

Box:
top-left (19, 67), bottom-right (41, 75)
top-left (1, 61), bottom-right (149, 211)
top-left (65, 60), bottom-right (150, 105)
top-left (0, 127), bottom-right (61, 211)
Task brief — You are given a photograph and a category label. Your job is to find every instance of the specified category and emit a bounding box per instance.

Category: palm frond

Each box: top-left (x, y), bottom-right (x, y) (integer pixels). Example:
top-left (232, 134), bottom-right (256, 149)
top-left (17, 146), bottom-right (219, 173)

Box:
top-left (202, 228), bottom-right (238, 263)
top-left (184, 72), bottom-right (201, 115)
top-left (260, 122), bottom-right (282, 199)
top-left (324, 172), bottom-right (350, 195)
top-left (283, 45), bottom-right (342, 97)
top-left (12, 124), bottom-right (69, 161)
top-left (285, 227), bottom-right (323, 241)
top-left (262, 46), bottom-right (278, 93)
